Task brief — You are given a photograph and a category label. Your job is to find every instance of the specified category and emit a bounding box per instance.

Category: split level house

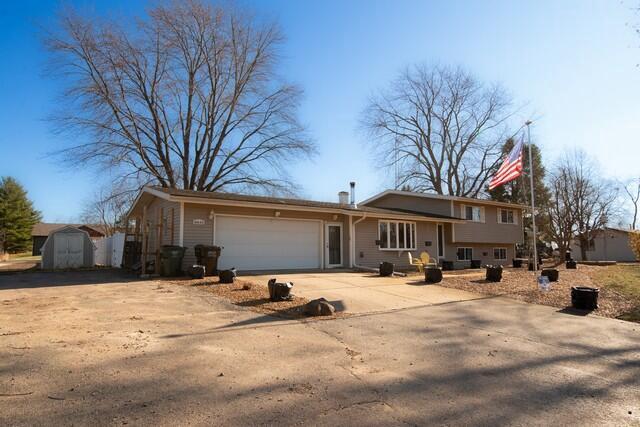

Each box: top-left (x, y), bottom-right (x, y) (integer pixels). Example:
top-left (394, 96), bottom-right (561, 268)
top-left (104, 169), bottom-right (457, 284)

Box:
top-left (126, 185), bottom-right (525, 273)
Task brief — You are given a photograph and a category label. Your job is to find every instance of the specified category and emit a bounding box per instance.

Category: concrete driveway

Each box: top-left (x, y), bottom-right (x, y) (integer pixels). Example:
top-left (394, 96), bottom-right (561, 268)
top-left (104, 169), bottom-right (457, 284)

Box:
top-left (0, 270), bottom-right (638, 426)
top-left (248, 271), bottom-right (480, 313)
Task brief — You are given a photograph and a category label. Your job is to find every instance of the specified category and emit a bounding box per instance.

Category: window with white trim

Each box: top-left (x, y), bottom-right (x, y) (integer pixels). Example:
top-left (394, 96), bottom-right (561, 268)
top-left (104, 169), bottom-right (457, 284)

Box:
top-left (378, 220), bottom-right (416, 250)
top-left (457, 247), bottom-right (473, 261)
top-left (498, 208), bottom-right (516, 224)
top-left (462, 205), bottom-right (483, 222)
top-left (493, 248), bottom-right (507, 260)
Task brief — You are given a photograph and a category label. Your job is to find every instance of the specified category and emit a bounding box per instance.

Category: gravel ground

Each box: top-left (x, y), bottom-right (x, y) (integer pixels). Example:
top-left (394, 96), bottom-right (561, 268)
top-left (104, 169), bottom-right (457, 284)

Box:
top-left (168, 276), bottom-right (339, 319)
top-left (435, 265), bottom-right (637, 319)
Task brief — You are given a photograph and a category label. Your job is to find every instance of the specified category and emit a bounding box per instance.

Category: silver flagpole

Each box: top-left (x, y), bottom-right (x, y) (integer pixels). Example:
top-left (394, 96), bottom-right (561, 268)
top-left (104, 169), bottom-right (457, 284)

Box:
top-left (526, 120), bottom-right (538, 272)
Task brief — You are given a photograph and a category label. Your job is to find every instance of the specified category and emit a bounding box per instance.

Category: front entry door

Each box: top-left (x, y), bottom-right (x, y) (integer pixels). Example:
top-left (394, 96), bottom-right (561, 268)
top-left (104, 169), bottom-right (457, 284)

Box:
top-left (325, 223), bottom-right (343, 268)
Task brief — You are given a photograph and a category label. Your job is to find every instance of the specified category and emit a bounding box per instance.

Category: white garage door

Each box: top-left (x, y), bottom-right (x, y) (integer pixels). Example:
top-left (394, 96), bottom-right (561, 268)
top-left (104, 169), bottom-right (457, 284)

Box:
top-left (215, 216), bottom-right (321, 271)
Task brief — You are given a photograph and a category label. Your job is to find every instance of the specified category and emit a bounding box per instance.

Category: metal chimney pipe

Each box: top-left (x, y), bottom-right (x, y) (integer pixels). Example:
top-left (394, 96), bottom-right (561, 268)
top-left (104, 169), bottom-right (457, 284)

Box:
top-left (349, 182), bottom-right (356, 207)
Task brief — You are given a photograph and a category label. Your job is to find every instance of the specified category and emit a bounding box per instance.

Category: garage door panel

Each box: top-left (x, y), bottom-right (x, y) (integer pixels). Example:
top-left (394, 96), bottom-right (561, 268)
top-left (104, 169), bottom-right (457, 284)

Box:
top-left (216, 216), bottom-right (321, 271)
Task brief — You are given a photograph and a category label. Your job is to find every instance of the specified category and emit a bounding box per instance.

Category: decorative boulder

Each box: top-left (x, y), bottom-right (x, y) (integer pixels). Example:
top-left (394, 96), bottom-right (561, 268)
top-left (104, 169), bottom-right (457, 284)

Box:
top-left (267, 278), bottom-right (294, 301)
top-left (219, 268), bottom-right (237, 284)
top-left (485, 265), bottom-right (503, 282)
top-left (571, 286), bottom-right (599, 310)
top-left (541, 268), bottom-right (559, 282)
top-left (188, 265), bottom-right (206, 279)
top-left (304, 298), bottom-right (336, 316)
top-left (379, 262), bottom-right (394, 277)
top-left (425, 267), bottom-right (443, 283)
top-left (566, 260), bottom-right (577, 269)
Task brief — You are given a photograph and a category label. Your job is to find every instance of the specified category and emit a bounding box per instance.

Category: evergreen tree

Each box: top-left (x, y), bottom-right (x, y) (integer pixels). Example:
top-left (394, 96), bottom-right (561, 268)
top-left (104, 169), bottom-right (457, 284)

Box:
top-left (0, 177), bottom-right (41, 253)
top-left (488, 138), bottom-right (551, 255)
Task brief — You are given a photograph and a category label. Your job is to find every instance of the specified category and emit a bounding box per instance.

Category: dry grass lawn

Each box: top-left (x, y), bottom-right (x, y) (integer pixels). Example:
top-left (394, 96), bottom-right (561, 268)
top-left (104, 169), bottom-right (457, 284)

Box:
top-left (432, 264), bottom-right (640, 321)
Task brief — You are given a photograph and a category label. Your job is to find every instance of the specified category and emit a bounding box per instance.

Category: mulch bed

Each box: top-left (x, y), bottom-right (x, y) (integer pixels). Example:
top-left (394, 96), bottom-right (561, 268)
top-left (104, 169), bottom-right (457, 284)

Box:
top-left (169, 277), bottom-right (340, 320)
top-left (436, 265), bottom-right (636, 320)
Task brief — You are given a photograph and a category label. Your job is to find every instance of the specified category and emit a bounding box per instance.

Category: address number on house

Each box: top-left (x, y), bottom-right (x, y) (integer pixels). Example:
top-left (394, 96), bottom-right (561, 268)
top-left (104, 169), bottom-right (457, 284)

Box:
top-left (192, 219), bottom-right (205, 225)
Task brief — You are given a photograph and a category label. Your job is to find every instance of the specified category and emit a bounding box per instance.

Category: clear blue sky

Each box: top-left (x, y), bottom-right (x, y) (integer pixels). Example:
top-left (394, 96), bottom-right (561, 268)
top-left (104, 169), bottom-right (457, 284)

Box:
top-left (1, 0), bottom-right (639, 222)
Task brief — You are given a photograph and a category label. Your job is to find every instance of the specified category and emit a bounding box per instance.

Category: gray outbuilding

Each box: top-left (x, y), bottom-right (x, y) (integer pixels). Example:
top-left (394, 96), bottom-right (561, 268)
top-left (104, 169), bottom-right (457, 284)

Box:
top-left (41, 226), bottom-right (95, 269)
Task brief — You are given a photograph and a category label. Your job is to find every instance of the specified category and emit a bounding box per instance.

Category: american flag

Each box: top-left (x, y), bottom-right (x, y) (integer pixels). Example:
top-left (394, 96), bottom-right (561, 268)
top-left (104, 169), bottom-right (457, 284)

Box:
top-left (489, 139), bottom-right (524, 190)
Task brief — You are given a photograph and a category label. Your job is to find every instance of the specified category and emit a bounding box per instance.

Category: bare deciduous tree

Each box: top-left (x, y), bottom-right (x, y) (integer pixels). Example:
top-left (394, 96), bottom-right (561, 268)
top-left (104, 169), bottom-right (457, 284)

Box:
top-left (81, 185), bottom-right (135, 236)
top-left (545, 168), bottom-right (576, 261)
top-left (46, 1), bottom-right (313, 194)
top-left (621, 178), bottom-right (640, 230)
top-left (548, 151), bottom-right (618, 261)
top-left (362, 65), bottom-right (516, 197)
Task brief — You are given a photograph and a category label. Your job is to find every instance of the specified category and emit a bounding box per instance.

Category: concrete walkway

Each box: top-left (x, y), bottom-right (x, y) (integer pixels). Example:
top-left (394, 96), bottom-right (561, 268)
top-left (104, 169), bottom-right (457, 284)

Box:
top-left (248, 272), bottom-right (482, 313)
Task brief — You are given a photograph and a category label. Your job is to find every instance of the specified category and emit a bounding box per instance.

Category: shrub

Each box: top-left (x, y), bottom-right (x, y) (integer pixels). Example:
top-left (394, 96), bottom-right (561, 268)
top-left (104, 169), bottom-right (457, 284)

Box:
top-left (629, 232), bottom-right (640, 261)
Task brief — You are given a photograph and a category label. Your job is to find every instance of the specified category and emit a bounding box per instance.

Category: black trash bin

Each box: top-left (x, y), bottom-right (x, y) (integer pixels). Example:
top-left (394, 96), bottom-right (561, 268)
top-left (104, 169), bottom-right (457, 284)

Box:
top-left (512, 258), bottom-right (523, 268)
top-left (160, 245), bottom-right (186, 277)
top-left (194, 245), bottom-right (222, 276)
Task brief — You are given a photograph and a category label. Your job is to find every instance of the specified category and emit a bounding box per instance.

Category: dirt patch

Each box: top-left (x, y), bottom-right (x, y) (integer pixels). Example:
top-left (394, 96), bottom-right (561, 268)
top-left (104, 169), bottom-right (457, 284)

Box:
top-left (437, 265), bottom-right (637, 320)
top-left (170, 277), bottom-right (340, 319)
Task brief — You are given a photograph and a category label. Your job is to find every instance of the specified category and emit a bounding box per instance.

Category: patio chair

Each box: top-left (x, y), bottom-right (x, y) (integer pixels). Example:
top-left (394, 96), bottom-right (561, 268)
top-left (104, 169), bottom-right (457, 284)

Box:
top-left (420, 251), bottom-right (438, 269)
top-left (408, 252), bottom-right (424, 273)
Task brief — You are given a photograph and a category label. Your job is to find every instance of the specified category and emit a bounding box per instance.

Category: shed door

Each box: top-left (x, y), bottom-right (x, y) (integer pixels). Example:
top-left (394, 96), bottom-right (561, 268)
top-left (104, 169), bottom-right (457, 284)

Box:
top-left (53, 233), bottom-right (84, 269)
top-left (215, 216), bottom-right (321, 271)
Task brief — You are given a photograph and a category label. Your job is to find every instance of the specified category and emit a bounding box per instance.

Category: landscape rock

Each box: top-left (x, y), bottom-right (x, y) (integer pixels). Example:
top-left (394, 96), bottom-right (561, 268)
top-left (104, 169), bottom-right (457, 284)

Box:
top-left (304, 298), bottom-right (335, 316)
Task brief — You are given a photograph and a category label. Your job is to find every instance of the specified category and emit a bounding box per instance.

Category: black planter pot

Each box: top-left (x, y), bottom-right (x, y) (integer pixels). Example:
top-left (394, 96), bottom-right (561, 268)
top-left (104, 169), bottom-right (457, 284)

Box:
top-left (512, 259), bottom-right (523, 268)
top-left (571, 286), bottom-right (599, 310)
top-left (470, 260), bottom-right (482, 269)
top-left (566, 260), bottom-right (577, 269)
top-left (485, 265), bottom-right (503, 282)
top-left (441, 260), bottom-right (454, 271)
top-left (425, 267), bottom-right (443, 283)
top-left (379, 262), bottom-right (394, 277)
top-left (219, 268), bottom-right (237, 284)
top-left (541, 268), bottom-right (559, 282)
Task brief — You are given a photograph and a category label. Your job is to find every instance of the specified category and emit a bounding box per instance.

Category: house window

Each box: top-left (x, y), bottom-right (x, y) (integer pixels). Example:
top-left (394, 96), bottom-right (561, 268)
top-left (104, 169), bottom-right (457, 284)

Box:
top-left (463, 205), bottom-right (483, 222)
top-left (457, 247), bottom-right (473, 261)
top-left (379, 220), bottom-right (416, 250)
top-left (498, 209), bottom-right (516, 224)
top-left (493, 248), bottom-right (507, 260)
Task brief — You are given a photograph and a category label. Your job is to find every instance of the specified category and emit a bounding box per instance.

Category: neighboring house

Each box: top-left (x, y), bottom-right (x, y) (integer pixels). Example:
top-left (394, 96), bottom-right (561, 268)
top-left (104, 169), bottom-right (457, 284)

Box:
top-left (126, 186), bottom-right (524, 272)
top-left (570, 227), bottom-right (637, 262)
top-left (31, 223), bottom-right (106, 255)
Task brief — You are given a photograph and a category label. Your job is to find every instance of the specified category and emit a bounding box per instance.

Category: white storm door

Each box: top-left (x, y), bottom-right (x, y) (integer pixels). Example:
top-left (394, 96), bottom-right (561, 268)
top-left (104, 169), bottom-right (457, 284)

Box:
top-left (325, 223), bottom-right (343, 268)
top-left (53, 234), bottom-right (68, 269)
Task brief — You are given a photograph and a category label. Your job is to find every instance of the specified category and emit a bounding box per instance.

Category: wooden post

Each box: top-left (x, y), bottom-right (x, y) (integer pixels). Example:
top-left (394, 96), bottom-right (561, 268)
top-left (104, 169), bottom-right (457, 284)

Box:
top-left (141, 205), bottom-right (148, 275)
top-left (170, 208), bottom-right (175, 245)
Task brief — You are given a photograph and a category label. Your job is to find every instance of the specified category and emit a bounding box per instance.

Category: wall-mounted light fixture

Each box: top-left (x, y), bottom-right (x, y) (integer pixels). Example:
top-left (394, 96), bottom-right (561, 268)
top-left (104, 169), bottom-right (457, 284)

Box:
top-left (275, 211), bottom-right (281, 217)
top-left (332, 214), bottom-right (338, 221)
top-left (208, 210), bottom-right (215, 220)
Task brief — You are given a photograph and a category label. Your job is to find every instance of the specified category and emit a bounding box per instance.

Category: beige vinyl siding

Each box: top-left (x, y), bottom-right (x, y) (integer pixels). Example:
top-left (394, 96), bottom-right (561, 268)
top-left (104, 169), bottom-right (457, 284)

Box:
top-left (364, 193), bottom-right (453, 217)
top-left (354, 218), bottom-right (438, 269)
top-left (571, 229), bottom-right (637, 262)
top-left (452, 202), bottom-right (523, 244)
top-left (181, 203), bottom-right (352, 270)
